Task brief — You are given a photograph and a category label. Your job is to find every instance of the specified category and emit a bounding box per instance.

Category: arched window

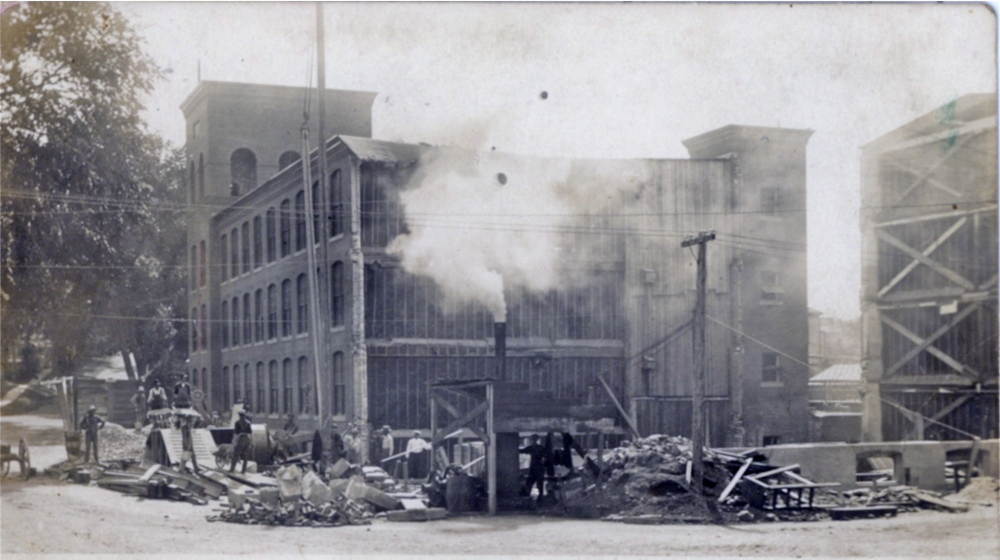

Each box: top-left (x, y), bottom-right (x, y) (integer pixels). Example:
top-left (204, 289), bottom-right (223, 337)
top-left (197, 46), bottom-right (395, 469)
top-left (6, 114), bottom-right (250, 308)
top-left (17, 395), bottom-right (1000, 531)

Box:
top-left (278, 151), bottom-right (300, 169)
top-left (199, 240), bottom-right (207, 287)
top-left (280, 199), bottom-right (291, 257)
top-left (222, 366), bottom-right (230, 410)
top-left (243, 293), bottom-right (252, 344)
top-left (297, 356), bottom-right (311, 414)
top-left (296, 273), bottom-right (308, 334)
top-left (198, 153), bottom-right (205, 199)
top-left (332, 351), bottom-right (345, 415)
top-left (269, 360), bottom-right (279, 414)
top-left (190, 245), bottom-right (197, 290)
top-left (201, 367), bottom-right (207, 393)
top-left (282, 358), bottom-right (294, 413)
top-left (295, 190), bottom-right (306, 251)
top-left (221, 300), bottom-right (229, 348)
top-left (200, 304), bottom-right (207, 350)
top-left (256, 362), bottom-right (265, 413)
top-left (220, 234), bottom-right (228, 282)
top-left (231, 296), bottom-right (240, 346)
top-left (281, 279), bottom-right (292, 337)
top-left (331, 261), bottom-right (345, 326)
top-left (266, 208), bottom-right (276, 262)
top-left (254, 288), bottom-right (263, 342)
top-left (190, 307), bottom-right (198, 351)
top-left (312, 182), bottom-right (322, 242)
top-left (230, 148), bottom-right (257, 196)
top-left (253, 215), bottom-right (262, 269)
top-left (267, 284), bottom-right (277, 340)
top-left (230, 227), bottom-right (239, 278)
top-left (241, 222), bottom-right (250, 274)
top-left (243, 363), bottom-right (251, 409)
top-left (329, 169), bottom-right (344, 237)
top-left (189, 160), bottom-right (196, 202)
top-left (233, 364), bottom-right (241, 404)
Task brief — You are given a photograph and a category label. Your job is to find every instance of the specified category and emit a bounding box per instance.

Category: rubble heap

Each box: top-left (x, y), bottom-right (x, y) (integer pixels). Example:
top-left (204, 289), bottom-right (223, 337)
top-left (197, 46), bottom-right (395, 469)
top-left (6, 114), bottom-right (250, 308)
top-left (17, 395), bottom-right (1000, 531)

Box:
top-left (98, 422), bottom-right (146, 461)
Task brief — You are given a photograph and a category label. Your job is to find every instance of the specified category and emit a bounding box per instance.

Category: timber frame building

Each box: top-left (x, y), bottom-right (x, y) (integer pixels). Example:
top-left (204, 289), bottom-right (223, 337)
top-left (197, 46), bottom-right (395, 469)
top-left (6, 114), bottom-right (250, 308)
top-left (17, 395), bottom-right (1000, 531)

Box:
top-left (860, 94), bottom-right (998, 441)
top-left (183, 81), bottom-right (814, 453)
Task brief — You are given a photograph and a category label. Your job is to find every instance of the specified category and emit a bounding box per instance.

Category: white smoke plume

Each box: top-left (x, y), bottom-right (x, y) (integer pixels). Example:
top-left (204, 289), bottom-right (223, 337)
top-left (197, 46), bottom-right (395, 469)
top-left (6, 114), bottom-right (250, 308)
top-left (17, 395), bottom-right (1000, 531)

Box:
top-left (388, 147), bottom-right (649, 322)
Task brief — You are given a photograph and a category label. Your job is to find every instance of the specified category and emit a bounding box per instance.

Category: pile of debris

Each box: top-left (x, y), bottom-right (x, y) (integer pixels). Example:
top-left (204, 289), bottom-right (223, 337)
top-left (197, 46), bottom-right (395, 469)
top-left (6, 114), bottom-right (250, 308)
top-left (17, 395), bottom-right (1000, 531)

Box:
top-left (833, 485), bottom-right (971, 513)
top-left (98, 422), bottom-right (146, 461)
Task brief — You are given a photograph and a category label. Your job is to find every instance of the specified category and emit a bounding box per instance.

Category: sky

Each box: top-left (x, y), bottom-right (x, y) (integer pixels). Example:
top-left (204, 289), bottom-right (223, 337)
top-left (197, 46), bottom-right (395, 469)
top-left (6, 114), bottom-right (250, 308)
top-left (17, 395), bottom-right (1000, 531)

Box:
top-left (117, 2), bottom-right (997, 320)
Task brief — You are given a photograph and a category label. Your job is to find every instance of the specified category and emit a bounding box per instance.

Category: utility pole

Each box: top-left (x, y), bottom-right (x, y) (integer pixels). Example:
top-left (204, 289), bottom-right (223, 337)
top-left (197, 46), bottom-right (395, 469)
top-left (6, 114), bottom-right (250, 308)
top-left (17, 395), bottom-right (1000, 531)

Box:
top-left (681, 230), bottom-right (715, 504)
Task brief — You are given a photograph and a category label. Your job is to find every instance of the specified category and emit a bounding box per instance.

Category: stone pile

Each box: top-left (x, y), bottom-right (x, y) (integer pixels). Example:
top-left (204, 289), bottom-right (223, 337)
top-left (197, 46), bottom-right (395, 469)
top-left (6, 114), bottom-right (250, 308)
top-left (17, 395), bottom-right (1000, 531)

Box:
top-left (96, 422), bottom-right (146, 461)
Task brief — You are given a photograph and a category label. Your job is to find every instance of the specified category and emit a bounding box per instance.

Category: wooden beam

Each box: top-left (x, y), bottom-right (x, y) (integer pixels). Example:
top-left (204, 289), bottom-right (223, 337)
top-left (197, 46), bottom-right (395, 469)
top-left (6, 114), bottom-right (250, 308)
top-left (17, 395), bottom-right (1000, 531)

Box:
top-left (486, 383), bottom-right (496, 515)
top-left (747, 463), bottom-right (800, 480)
top-left (878, 218), bottom-right (969, 297)
top-left (717, 458), bottom-right (753, 503)
top-left (430, 393), bottom-right (462, 420)
top-left (886, 302), bottom-right (980, 377)
top-left (890, 132), bottom-right (976, 205)
top-left (931, 393), bottom-right (976, 422)
top-left (875, 204), bottom-right (997, 229)
top-left (432, 401), bottom-right (488, 446)
top-left (886, 160), bottom-right (962, 197)
top-left (879, 374), bottom-right (978, 386)
top-left (598, 374), bottom-right (641, 439)
top-left (883, 115), bottom-right (995, 153)
top-left (877, 226), bottom-right (975, 294)
top-left (880, 315), bottom-right (983, 379)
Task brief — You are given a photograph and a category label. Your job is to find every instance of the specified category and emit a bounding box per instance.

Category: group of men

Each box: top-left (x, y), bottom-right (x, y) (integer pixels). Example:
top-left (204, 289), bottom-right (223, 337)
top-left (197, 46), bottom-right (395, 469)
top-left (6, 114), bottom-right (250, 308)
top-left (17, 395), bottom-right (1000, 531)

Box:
top-left (129, 374), bottom-right (198, 429)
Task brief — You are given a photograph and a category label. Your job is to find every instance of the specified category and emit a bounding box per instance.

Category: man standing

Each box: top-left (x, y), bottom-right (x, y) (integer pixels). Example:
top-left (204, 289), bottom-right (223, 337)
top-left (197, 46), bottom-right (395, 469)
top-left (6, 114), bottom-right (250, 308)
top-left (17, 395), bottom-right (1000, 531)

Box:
top-left (378, 425), bottom-right (394, 465)
top-left (519, 435), bottom-right (546, 498)
top-left (79, 405), bottom-right (106, 463)
top-left (179, 416), bottom-right (200, 473)
top-left (405, 430), bottom-right (432, 481)
top-left (173, 374), bottom-right (193, 410)
top-left (231, 410), bottom-right (253, 474)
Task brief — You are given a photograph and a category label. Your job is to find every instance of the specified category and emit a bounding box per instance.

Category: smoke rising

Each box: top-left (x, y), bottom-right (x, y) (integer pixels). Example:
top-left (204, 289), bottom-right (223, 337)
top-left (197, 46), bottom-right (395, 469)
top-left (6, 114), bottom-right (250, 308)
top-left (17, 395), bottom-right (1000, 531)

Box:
top-left (387, 148), bottom-right (649, 322)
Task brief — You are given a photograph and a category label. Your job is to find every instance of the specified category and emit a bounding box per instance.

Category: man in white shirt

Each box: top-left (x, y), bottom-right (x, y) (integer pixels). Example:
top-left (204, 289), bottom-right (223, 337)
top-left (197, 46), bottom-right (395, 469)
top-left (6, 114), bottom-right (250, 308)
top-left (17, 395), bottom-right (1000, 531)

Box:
top-left (405, 430), bottom-right (432, 481)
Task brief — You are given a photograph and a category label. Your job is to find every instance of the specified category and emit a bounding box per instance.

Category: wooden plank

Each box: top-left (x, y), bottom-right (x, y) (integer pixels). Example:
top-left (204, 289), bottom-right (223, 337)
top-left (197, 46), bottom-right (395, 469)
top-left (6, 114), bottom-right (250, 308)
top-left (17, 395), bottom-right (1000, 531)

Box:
top-left (597, 374), bottom-right (640, 439)
top-left (430, 393), bottom-right (461, 420)
top-left (874, 204), bottom-right (997, 229)
top-left (885, 303), bottom-right (981, 377)
top-left (717, 458), bottom-right (753, 503)
top-left (747, 463), bottom-right (800, 481)
top-left (931, 393), bottom-right (976, 422)
top-left (877, 228), bottom-right (975, 294)
top-left (890, 132), bottom-right (976, 205)
top-left (432, 401), bottom-right (488, 446)
top-left (913, 491), bottom-right (969, 512)
top-left (138, 464), bottom-right (161, 482)
top-left (878, 218), bottom-right (969, 297)
top-left (883, 115), bottom-right (995, 153)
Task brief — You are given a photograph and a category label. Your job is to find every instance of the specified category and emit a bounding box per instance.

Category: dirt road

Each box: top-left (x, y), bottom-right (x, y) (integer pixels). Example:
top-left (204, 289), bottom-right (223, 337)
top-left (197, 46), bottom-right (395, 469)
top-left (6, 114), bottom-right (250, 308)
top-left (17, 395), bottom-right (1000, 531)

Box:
top-left (2, 475), bottom-right (998, 557)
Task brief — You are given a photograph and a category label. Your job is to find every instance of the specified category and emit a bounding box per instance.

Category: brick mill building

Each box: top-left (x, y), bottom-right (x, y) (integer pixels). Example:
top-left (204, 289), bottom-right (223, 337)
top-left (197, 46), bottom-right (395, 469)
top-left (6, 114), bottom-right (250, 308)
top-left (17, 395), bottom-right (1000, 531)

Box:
top-left (182, 81), bottom-right (813, 453)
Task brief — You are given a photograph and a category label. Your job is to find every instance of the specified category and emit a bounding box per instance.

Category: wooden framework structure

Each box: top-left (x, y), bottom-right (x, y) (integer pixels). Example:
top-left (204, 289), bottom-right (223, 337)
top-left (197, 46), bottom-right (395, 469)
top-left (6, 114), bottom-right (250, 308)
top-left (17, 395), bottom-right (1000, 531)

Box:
top-left (861, 94), bottom-right (998, 441)
top-left (429, 378), bottom-right (620, 514)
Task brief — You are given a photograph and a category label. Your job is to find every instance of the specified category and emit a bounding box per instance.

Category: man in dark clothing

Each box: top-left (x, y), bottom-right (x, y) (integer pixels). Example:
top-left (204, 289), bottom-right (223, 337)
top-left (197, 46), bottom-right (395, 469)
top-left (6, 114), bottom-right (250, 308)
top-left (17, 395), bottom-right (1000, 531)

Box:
top-left (329, 428), bottom-right (345, 463)
top-left (231, 410), bottom-right (253, 473)
top-left (79, 406), bottom-right (106, 463)
top-left (173, 374), bottom-right (193, 409)
top-left (519, 435), bottom-right (546, 497)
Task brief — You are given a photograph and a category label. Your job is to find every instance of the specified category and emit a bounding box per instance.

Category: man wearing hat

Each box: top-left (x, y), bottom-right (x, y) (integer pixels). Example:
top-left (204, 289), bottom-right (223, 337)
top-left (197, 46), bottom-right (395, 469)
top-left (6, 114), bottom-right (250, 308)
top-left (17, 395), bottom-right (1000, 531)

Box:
top-left (79, 405), bottom-right (106, 463)
top-left (405, 430), bottom-right (432, 482)
top-left (231, 409), bottom-right (253, 473)
top-left (130, 384), bottom-right (146, 430)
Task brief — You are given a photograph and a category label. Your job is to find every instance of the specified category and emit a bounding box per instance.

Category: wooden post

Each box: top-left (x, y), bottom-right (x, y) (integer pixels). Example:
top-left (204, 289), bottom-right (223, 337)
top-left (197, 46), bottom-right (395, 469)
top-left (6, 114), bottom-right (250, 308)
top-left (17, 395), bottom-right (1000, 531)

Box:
top-left (486, 382), bottom-right (497, 515)
top-left (681, 231), bottom-right (715, 503)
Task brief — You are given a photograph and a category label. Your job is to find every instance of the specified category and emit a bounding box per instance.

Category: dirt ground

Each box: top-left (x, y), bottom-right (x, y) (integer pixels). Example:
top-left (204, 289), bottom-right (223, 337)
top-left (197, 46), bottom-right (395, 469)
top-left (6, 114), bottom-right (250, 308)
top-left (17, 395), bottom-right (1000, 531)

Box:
top-left (2, 408), bottom-right (999, 558)
top-left (1, 472), bottom-right (997, 557)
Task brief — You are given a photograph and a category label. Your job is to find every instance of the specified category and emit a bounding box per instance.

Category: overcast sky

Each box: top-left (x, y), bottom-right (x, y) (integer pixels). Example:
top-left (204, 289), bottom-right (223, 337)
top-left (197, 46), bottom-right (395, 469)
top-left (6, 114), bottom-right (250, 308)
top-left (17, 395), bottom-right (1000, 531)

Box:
top-left (119, 2), bottom-right (996, 320)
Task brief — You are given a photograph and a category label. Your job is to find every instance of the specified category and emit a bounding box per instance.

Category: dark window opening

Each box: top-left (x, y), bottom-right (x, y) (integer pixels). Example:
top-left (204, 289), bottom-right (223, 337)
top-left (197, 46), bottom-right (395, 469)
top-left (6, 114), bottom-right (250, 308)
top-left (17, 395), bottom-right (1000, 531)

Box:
top-left (332, 351), bottom-right (346, 415)
top-left (230, 148), bottom-right (258, 196)
top-left (762, 352), bottom-right (783, 384)
top-left (281, 279), bottom-right (292, 337)
top-left (266, 208), bottom-right (276, 262)
top-left (295, 191), bottom-right (306, 251)
top-left (280, 200), bottom-right (291, 257)
top-left (243, 293), bottom-right (252, 344)
top-left (253, 216), bottom-right (262, 269)
top-left (329, 170), bottom-right (344, 237)
top-left (278, 150), bottom-right (301, 170)
top-left (221, 300), bottom-right (229, 348)
top-left (296, 273), bottom-right (309, 334)
top-left (267, 284), bottom-right (277, 340)
top-left (331, 261), bottom-right (345, 326)
top-left (230, 228), bottom-right (239, 278)
top-left (761, 187), bottom-right (782, 215)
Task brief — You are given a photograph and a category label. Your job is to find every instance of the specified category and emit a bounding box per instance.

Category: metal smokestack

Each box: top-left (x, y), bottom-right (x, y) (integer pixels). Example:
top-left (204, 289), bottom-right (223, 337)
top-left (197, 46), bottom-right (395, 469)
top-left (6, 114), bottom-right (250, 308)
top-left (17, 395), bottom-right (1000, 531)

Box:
top-left (494, 322), bottom-right (507, 382)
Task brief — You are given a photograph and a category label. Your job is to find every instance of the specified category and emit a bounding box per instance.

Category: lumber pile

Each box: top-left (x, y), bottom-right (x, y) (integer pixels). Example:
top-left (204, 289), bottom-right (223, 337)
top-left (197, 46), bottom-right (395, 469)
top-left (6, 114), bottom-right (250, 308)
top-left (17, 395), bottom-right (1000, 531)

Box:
top-left (90, 460), bottom-right (227, 505)
top-left (836, 486), bottom-right (969, 513)
top-left (208, 495), bottom-right (371, 527)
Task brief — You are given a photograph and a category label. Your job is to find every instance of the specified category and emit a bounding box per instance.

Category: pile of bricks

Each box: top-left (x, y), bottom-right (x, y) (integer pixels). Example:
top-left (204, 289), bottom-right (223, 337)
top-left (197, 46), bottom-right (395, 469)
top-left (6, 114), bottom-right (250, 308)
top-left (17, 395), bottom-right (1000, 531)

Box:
top-left (208, 495), bottom-right (370, 527)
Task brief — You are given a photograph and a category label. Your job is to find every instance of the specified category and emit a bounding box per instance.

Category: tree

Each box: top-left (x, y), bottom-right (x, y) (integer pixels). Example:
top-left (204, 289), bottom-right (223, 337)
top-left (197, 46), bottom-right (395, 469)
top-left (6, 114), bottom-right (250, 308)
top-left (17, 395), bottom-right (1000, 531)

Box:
top-left (1, 2), bottom-right (187, 380)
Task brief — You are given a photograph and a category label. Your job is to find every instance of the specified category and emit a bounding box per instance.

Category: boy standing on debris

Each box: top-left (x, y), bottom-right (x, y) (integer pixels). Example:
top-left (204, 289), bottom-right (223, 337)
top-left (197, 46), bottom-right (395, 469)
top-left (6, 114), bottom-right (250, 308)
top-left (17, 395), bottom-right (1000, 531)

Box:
top-left (79, 405), bottom-right (106, 463)
top-left (379, 425), bottom-right (394, 464)
top-left (173, 373), bottom-right (193, 409)
top-left (231, 410), bottom-right (253, 474)
top-left (179, 416), bottom-right (200, 473)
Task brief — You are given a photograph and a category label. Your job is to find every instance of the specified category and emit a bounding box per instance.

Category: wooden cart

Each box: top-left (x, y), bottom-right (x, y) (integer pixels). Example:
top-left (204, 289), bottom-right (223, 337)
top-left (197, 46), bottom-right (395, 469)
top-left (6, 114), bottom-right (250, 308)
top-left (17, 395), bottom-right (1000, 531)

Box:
top-left (1, 438), bottom-right (31, 479)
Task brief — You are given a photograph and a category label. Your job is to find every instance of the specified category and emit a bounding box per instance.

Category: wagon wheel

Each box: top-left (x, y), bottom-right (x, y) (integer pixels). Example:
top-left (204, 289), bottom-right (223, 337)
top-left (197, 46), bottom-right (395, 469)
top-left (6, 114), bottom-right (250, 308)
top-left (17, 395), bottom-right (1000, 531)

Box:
top-left (1, 456), bottom-right (9, 477)
top-left (215, 453), bottom-right (227, 469)
top-left (18, 439), bottom-right (30, 480)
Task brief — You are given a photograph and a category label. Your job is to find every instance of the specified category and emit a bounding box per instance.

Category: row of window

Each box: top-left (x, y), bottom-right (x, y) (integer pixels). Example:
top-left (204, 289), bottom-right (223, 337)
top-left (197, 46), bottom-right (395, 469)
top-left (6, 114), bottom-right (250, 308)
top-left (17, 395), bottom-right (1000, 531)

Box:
top-left (219, 352), bottom-right (346, 416)
top-left (220, 170), bottom-right (344, 282)
top-left (213, 263), bottom-right (347, 350)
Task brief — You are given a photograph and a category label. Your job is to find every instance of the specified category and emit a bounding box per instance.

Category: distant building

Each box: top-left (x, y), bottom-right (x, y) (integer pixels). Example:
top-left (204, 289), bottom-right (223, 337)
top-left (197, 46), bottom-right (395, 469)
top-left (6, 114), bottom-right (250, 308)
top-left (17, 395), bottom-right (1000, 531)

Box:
top-left (860, 93), bottom-right (998, 441)
top-left (808, 363), bottom-right (862, 442)
top-left (183, 81), bottom-right (813, 451)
